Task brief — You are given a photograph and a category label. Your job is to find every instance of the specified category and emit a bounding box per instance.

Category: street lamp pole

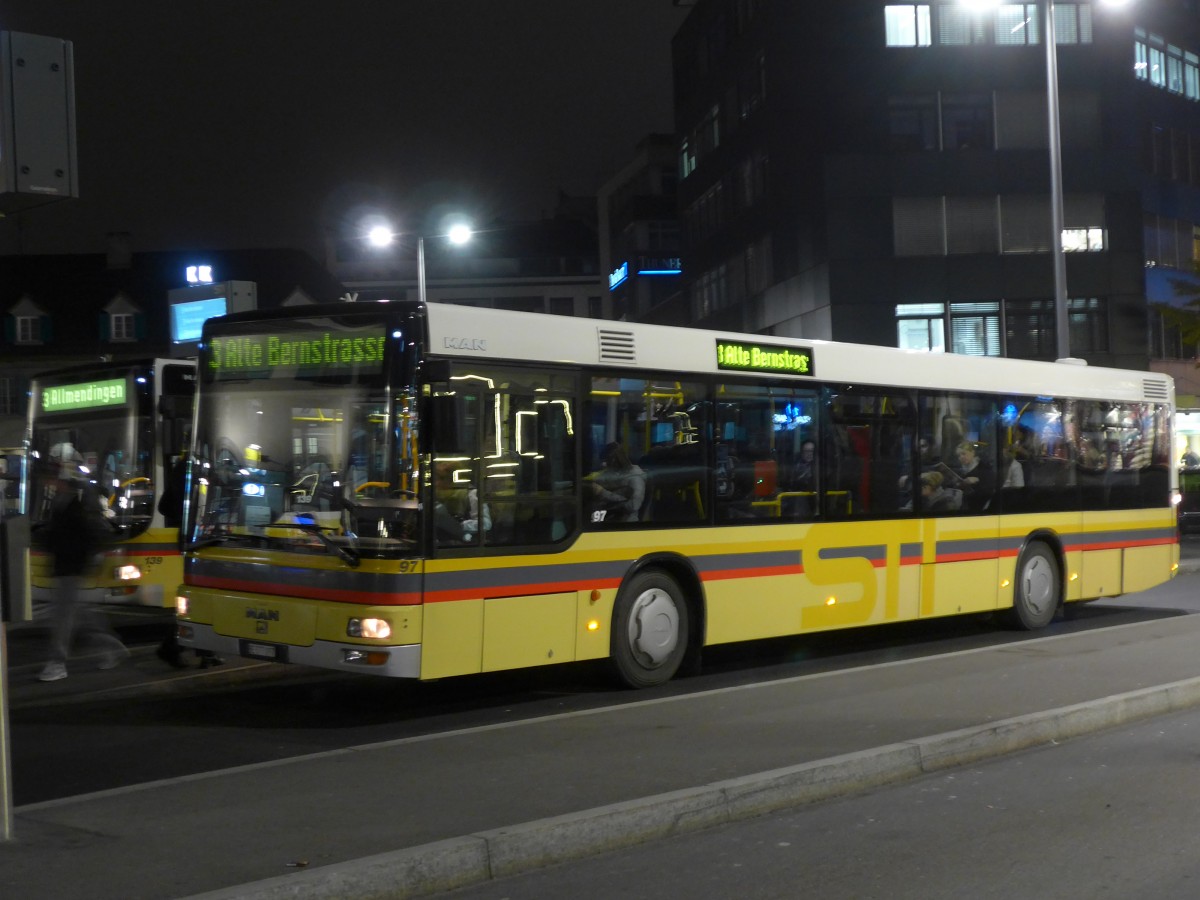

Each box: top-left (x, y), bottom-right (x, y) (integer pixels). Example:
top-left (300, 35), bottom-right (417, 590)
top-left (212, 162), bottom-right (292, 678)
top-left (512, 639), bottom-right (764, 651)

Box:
top-left (1045, 0), bottom-right (1071, 359)
top-left (417, 235), bottom-right (427, 305)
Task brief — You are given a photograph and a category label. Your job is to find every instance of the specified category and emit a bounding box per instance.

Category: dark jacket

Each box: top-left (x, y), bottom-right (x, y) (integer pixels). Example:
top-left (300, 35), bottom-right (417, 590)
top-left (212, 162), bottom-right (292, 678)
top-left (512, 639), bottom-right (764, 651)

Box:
top-left (46, 492), bottom-right (99, 577)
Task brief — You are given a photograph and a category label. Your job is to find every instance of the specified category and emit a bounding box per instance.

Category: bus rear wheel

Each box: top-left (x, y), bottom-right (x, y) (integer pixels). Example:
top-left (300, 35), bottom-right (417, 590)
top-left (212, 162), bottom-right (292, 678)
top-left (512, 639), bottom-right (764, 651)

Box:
top-left (1010, 542), bottom-right (1060, 630)
top-left (611, 570), bottom-right (689, 688)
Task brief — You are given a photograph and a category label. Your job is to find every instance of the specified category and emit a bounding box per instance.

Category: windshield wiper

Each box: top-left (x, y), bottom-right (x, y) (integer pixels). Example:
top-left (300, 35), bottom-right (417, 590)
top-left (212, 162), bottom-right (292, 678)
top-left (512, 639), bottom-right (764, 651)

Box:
top-left (277, 520), bottom-right (361, 568)
top-left (187, 531), bottom-right (235, 551)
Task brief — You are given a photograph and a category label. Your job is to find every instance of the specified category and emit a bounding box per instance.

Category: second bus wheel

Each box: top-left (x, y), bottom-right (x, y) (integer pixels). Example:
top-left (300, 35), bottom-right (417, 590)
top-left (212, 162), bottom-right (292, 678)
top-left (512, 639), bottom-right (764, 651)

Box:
top-left (1010, 541), bottom-right (1061, 630)
top-left (611, 570), bottom-right (689, 689)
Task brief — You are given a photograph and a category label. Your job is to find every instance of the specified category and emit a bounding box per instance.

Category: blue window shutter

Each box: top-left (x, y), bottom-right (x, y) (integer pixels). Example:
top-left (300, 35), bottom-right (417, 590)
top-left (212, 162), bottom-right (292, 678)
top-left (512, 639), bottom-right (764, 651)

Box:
top-left (41, 315), bottom-right (53, 342)
top-left (98, 314), bottom-right (110, 341)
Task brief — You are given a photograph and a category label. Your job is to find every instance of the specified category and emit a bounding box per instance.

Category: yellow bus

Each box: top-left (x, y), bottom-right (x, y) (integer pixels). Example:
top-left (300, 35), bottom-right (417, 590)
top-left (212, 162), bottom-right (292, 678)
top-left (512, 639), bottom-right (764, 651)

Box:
top-left (175, 302), bottom-right (1178, 687)
top-left (26, 359), bottom-right (197, 608)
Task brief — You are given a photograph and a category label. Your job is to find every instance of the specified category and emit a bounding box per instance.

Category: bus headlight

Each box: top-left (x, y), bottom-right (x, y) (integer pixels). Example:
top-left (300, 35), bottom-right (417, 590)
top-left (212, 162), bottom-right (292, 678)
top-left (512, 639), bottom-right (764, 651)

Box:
top-left (176, 594), bottom-right (190, 617)
top-left (113, 563), bottom-right (142, 581)
top-left (347, 617), bottom-right (391, 639)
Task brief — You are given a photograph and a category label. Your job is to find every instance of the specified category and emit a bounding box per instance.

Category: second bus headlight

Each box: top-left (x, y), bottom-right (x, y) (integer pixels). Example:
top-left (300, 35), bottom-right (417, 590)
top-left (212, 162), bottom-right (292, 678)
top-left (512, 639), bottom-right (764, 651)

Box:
top-left (113, 563), bottom-right (142, 581)
top-left (347, 618), bottom-right (391, 639)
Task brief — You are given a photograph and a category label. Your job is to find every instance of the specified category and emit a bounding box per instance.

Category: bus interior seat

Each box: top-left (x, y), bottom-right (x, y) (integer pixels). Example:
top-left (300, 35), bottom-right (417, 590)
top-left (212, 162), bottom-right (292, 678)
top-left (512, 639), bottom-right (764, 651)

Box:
top-left (753, 459), bottom-right (777, 497)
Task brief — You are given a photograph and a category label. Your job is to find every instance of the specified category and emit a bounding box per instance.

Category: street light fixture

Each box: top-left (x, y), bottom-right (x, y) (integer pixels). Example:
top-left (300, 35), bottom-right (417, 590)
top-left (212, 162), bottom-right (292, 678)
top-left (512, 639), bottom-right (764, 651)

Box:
top-left (363, 220), bottom-right (473, 305)
top-left (965, 0), bottom-right (1133, 360)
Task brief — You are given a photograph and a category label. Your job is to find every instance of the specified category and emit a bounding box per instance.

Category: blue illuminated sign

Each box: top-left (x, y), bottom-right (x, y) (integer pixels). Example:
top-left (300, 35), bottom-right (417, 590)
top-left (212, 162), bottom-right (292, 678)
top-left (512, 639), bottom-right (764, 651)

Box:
top-left (608, 262), bottom-right (629, 291)
top-left (171, 296), bottom-right (227, 343)
top-left (636, 256), bottom-right (681, 276)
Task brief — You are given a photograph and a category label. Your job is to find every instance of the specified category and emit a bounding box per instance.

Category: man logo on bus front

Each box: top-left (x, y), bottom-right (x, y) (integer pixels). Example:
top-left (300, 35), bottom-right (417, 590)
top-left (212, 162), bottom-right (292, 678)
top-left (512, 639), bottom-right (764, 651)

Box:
top-left (444, 337), bottom-right (487, 351)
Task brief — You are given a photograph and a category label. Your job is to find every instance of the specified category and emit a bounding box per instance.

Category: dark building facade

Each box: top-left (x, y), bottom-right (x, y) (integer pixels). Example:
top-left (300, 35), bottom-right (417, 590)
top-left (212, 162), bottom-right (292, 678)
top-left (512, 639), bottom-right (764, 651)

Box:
top-left (656, 0), bottom-right (1200, 374)
top-left (598, 134), bottom-right (683, 321)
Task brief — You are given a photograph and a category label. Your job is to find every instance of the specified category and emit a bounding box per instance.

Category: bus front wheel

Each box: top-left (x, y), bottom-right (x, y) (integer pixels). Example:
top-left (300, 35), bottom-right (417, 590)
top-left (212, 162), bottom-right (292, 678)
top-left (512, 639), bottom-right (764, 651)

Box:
top-left (1010, 542), bottom-right (1060, 630)
top-left (611, 570), bottom-right (689, 688)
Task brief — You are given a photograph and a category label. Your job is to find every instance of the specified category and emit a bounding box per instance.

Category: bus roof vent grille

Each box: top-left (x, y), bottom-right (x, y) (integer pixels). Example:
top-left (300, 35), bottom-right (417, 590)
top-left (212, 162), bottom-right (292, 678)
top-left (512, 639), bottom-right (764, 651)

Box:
top-left (598, 328), bottom-right (636, 363)
top-left (1143, 379), bottom-right (1170, 401)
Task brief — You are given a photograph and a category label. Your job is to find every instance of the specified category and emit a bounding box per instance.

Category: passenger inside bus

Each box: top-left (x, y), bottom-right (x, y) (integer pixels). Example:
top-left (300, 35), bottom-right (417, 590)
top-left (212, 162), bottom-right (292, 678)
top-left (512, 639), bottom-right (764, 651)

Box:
top-left (917, 470), bottom-right (961, 512)
top-left (586, 442), bottom-right (647, 523)
top-left (946, 441), bottom-right (996, 511)
top-left (434, 461), bottom-right (491, 544)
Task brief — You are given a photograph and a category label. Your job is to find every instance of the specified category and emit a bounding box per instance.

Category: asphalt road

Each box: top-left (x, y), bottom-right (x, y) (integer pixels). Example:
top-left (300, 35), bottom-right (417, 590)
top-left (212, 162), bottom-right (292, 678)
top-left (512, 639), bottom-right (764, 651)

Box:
top-left (438, 704), bottom-right (1200, 900)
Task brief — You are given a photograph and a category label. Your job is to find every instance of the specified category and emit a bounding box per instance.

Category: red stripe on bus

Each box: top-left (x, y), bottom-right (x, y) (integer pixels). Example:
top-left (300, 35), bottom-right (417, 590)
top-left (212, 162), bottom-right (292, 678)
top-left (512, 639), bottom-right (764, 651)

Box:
top-left (701, 565), bottom-right (804, 582)
top-left (424, 577), bottom-right (625, 603)
top-left (188, 574), bottom-right (423, 606)
top-left (935, 551), bottom-right (1002, 564)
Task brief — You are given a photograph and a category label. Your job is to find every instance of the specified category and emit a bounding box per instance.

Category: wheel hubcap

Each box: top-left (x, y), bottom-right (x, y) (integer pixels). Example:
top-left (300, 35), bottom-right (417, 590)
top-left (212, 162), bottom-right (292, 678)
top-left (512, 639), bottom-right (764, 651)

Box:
top-left (627, 588), bottom-right (680, 666)
top-left (1021, 556), bottom-right (1054, 617)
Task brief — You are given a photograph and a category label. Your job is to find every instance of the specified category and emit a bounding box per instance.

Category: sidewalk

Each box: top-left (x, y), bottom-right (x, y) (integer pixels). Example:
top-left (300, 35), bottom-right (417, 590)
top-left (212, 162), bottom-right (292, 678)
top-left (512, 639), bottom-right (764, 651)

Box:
top-left (4, 566), bottom-right (1200, 899)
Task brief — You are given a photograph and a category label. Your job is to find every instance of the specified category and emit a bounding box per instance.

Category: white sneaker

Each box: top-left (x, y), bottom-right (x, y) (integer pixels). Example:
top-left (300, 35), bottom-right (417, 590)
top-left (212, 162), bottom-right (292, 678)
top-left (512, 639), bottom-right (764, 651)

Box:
top-left (98, 645), bottom-right (130, 670)
top-left (38, 661), bottom-right (68, 682)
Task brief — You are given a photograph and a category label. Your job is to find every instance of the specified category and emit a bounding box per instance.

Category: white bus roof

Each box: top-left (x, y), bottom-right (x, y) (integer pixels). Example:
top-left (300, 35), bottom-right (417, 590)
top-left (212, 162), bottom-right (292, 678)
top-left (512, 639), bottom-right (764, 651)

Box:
top-left (424, 303), bottom-right (1172, 406)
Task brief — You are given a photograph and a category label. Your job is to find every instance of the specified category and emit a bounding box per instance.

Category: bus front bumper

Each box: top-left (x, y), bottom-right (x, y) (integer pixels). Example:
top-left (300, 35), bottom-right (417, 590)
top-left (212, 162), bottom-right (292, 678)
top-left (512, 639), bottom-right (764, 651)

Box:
top-left (178, 622), bottom-right (422, 678)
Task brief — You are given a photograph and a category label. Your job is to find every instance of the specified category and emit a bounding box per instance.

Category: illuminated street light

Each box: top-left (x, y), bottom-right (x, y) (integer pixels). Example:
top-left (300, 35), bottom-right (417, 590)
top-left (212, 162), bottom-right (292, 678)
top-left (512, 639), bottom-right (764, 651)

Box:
top-left (364, 219), bottom-right (473, 305)
top-left (366, 225), bottom-right (394, 248)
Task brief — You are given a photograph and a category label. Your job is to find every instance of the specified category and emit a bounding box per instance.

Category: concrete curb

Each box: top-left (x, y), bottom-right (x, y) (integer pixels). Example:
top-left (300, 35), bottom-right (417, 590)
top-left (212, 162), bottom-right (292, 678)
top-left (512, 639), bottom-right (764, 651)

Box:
top-left (180, 674), bottom-right (1200, 900)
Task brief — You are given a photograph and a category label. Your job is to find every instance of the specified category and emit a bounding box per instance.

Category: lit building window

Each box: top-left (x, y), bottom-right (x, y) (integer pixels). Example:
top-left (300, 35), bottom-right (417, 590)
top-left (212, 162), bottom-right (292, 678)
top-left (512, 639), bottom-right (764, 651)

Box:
top-left (949, 302), bottom-right (1001, 356)
top-left (15, 315), bottom-right (39, 345)
top-left (896, 303), bottom-right (946, 352)
top-left (110, 312), bottom-right (135, 341)
top-left (996, 4), bottom-right (1039, 46)
top-left (885, 5), bottom-right (931, 47)
top-left (1062, 228), bottom-right (1105, 252)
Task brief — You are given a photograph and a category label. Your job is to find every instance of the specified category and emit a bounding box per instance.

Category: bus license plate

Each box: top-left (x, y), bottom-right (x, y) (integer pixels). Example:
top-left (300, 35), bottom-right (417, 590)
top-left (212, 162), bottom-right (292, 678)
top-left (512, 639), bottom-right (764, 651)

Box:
top-left (244, 641), bottom-right (282, 661)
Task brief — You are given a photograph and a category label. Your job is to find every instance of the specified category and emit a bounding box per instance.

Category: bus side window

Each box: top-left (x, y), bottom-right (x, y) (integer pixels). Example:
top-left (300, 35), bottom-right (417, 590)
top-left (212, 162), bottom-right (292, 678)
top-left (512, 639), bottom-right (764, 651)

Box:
top-left (437, 365), bottom-right (578, 548)
top-left (585, 376), bottom-right (706, 526)
top-left (826, 388), bottom-right (915, 518)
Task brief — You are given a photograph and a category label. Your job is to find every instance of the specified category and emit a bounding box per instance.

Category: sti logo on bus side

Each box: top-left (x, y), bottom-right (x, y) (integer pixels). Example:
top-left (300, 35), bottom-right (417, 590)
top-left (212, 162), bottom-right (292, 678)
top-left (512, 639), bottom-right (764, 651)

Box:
top-left (444, 337), bottom-right (487, 351)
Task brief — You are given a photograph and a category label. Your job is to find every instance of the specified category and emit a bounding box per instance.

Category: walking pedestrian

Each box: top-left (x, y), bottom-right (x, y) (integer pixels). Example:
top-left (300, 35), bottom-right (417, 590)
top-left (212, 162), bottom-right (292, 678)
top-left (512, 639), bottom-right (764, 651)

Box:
top-left (38, 467), bottom-right (128, 682)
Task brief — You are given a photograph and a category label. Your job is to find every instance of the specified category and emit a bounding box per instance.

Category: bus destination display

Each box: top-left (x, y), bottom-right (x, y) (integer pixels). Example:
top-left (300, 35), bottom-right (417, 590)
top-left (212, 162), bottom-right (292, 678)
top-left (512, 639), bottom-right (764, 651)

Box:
top-left (716, 339), bottom-right (815, 376)
top-left (40, 378), bottom-right (129, 414)
top-left (206, 328), bottom-right (387, 381)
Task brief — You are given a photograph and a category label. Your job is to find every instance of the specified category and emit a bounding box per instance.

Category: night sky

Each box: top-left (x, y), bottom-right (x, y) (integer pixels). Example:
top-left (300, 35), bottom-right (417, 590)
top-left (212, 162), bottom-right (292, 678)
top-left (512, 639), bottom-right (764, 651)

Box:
top-left (0, 1), bottom-right (687, 258)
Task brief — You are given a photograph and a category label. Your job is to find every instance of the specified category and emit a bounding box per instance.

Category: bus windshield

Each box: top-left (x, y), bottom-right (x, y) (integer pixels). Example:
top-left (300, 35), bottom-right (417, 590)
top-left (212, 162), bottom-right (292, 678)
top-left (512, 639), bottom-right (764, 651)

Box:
top-left (28, 368), bottom-right (154, 536)
top-left (189, 314), bottom-right (420, 560)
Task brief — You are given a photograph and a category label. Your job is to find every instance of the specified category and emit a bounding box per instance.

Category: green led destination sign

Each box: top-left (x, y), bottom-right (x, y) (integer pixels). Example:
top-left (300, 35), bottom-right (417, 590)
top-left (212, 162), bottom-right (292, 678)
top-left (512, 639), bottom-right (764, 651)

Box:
top-left (40, 378), bottom-right (128, 414)
top-left (716, 340), bottom-right (815, 376)
top-left (206, 330), bottom-right (387, 380)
